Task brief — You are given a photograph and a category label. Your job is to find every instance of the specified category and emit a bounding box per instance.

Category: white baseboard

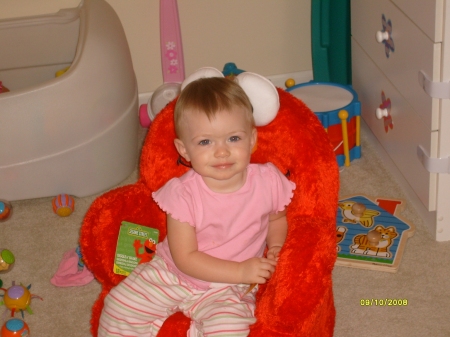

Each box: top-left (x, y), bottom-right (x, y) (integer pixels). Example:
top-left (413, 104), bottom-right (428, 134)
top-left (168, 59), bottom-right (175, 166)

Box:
top-left (138, 70), bottom-right (313, 106)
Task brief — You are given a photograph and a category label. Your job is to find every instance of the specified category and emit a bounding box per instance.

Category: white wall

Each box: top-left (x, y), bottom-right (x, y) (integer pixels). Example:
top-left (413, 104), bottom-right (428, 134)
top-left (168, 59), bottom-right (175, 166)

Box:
top-left (0, 0), bottom-right (312, 94)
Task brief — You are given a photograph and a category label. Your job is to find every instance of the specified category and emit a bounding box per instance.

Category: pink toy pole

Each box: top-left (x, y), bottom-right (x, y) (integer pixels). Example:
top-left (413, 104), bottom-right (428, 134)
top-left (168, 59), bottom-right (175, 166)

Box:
top-left (160, 0), bottom-right (185, 84)
top-left (139, 0), bottom-right (185, 127)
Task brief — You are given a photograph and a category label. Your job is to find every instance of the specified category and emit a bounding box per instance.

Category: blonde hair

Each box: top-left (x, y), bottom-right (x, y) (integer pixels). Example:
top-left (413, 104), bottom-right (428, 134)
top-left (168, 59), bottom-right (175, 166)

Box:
top-left (174, 77), bottom-right (254, 138)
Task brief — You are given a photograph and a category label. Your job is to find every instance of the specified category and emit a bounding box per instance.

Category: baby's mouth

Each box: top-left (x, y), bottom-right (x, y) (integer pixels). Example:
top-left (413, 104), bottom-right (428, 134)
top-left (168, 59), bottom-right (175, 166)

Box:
top-left (213, 163), bottom-right (233, 169)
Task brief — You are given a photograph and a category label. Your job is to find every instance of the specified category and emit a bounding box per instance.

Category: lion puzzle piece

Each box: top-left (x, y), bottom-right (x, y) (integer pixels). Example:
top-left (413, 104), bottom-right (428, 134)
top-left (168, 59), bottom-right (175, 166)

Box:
top-left (336, 195), bottom-right (415, 272)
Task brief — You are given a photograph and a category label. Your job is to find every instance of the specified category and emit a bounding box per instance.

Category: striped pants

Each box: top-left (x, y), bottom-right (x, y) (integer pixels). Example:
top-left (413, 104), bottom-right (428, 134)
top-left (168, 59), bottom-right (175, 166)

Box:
top-left (98, 256), bottom-right (257, 337)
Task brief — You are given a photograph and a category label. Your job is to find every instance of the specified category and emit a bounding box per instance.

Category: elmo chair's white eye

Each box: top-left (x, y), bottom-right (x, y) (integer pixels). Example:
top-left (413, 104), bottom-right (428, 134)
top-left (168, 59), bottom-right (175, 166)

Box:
top-left (236, 72), bottom-right (279, 126)
top-left (181, 67), bottom-right (224, 90)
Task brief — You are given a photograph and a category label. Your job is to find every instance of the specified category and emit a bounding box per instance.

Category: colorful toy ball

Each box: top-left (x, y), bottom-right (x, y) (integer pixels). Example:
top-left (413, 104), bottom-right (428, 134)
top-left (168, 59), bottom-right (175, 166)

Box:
top-left (0, 282), bottom-right (42, 318)
top-left (0, 249), bottom-right (15, 273)
top-left (1, 318), bottom-right (30, 336)
top-left (52, 194), bottom-right (75, 217)
top-left (0, 200), bottom-right (12, 221)
top-left (3, 285), bottom-right (31, 314)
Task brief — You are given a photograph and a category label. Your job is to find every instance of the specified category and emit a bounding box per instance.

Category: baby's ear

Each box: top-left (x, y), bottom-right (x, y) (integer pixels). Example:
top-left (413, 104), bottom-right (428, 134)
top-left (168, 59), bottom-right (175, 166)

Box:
top-left (174, 138), bottom-right (190, 162)
top-left (251, 128), bottom-right (258, 154)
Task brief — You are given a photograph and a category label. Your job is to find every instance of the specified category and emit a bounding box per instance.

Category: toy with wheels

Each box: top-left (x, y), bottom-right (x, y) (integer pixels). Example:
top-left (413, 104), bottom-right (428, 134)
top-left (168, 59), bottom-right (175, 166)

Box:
top-left (81, 72), bottom-right (339, 335)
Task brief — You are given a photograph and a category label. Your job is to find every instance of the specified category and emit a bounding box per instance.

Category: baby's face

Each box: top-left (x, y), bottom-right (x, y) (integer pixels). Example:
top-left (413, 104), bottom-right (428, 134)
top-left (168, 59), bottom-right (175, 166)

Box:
top-left (175, 105), bottom-right (256, 193)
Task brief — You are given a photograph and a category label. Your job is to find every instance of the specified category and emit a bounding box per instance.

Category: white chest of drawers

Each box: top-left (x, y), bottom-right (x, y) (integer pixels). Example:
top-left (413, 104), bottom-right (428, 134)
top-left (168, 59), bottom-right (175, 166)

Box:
top-left (351, 0), bottom-right (450, 241)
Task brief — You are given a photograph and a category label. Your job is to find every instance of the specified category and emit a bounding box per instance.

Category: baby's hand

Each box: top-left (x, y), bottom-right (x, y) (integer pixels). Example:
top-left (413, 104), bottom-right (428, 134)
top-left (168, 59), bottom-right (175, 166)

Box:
top-left (266, 245), bottom-right (282, 262)
top-left (239, 257), bottom-right (277, 284)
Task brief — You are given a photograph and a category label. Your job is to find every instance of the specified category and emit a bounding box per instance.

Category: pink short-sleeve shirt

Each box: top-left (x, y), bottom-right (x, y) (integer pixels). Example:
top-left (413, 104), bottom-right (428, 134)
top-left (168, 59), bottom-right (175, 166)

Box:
top-left (152, 162), bottom-right (296, 290)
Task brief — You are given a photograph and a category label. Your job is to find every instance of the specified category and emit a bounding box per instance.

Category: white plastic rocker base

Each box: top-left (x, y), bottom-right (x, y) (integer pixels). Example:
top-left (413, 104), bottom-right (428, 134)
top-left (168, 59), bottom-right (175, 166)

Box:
top-left (0, 0), bottom-right (139, 201)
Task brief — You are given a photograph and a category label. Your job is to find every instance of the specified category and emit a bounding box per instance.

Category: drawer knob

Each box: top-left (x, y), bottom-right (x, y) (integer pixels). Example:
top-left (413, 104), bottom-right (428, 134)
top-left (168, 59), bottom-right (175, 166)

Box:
top-left (376, 108), bottom-right (389, 119)
top-left (376, 30), bottom-right (390, 43)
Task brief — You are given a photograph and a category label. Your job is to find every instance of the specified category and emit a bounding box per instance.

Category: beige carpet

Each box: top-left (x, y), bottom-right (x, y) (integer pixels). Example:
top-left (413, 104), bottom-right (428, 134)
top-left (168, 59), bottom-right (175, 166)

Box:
top-left (2, 122), bottom-right (450, 336)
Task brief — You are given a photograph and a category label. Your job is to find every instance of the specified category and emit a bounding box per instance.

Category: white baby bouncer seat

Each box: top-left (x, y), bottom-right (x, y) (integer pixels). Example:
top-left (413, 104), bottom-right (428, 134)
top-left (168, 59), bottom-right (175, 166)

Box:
top-left (0, 0), bottom-right (138, 201)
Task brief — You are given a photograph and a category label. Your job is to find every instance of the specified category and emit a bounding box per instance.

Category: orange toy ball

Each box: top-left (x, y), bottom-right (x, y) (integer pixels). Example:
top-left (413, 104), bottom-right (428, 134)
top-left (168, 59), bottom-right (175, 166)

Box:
top-left (285, 78), bottom-right (296, 88)
top-left (52, 194), bottom-right (75, 217)
top-left (1, 318), bottom-right (30, 337)
top-left (0, 200), bottom-right (12, 221)
top-left (3, 285), bottom-right (31, 312)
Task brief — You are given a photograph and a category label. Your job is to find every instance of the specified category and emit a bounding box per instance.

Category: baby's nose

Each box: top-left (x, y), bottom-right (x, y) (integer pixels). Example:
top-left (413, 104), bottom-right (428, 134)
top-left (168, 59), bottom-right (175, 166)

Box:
top-left (214, 144), bottom-right (230, 157)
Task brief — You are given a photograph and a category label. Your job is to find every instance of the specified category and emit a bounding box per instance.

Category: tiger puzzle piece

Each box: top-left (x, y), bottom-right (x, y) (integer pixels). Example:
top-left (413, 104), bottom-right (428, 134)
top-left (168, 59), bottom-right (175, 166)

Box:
top-left (335, 195), bottom-right (415, 272)
top-left (366, 229), bottom-right (382, 244)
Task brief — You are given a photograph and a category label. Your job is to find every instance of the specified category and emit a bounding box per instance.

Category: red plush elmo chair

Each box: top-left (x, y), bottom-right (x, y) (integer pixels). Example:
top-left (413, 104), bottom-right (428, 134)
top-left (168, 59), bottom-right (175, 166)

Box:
top-left (80, 87), bottom-right (339, 336)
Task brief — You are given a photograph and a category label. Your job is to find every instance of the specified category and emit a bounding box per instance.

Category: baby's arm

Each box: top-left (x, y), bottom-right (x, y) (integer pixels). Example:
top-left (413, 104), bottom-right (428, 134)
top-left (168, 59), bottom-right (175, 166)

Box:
top-left (167, 214), bottom-right (277, 285)
top-left (266, 209), bottom-right (288, 261)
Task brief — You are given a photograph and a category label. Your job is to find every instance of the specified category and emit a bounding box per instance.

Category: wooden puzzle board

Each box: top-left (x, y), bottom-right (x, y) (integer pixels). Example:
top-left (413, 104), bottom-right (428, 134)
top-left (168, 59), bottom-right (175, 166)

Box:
top-left (336, 195), bottom-right (415, 272)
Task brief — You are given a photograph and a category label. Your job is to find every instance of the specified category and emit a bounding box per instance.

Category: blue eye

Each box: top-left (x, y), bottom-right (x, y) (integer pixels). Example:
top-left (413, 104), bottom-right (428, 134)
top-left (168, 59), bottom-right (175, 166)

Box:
top-left (198, 139), bottom-right (210, 146)
top-left (229, 136), bottom-right (240, 142)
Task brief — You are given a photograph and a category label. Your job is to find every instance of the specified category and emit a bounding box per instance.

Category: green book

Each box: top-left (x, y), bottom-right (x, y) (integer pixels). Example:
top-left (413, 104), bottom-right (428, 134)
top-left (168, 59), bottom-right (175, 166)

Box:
top-left (113, 221), bottom-right (160, 276)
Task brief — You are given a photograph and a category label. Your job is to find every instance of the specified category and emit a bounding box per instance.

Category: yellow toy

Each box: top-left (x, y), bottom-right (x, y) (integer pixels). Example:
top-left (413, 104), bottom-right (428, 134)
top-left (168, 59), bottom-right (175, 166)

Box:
top-left (55, 66), bottom-right (70, 77)
top-left (0, 249), bottom-right (15, 273)
top-left (0, 282), bottom-right (43, 318)
top-left (285, 78), bottom-right (296, 88)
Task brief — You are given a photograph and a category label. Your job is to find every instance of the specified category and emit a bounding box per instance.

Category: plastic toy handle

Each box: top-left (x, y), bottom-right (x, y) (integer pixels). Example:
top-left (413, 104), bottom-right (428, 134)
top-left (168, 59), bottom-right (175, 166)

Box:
top-left (160, 0), bottom-right (185, 84)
